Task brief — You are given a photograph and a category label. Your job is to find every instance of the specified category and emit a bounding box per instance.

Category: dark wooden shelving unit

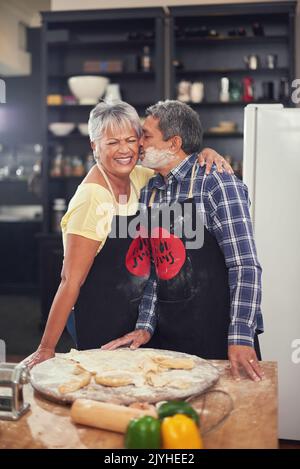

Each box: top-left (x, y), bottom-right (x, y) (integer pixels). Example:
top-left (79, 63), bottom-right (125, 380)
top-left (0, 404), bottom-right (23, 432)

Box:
top-left (41, 7), bottom-right (165, 234)
top-left (169, 2), bottom-right (296, 165)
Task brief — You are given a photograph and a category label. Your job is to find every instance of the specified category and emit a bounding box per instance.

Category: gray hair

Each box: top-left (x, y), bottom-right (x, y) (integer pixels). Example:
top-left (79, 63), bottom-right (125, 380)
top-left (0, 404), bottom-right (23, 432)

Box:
top-left (88, 100), bottom-right (143, 142)
top-left (146, 100), bottom-right (203, 154)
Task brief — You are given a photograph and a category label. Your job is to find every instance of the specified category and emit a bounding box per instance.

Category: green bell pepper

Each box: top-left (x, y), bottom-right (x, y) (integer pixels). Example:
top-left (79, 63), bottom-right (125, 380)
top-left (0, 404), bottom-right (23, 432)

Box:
top-left (157, 400), bottom-right (199, 425)
top-left (125, 415), bottom-right (161, 449)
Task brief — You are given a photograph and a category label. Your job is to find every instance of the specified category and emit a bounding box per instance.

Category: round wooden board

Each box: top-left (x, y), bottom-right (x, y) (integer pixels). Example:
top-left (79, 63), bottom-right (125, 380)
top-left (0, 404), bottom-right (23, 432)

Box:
top-left (30, 348), bottom-right (220, 405)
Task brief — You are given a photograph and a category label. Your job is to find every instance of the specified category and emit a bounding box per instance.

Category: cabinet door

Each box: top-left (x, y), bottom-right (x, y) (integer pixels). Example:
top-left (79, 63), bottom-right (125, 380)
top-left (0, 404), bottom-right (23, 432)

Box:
top-left (38, 237), bottom-right (63, 324)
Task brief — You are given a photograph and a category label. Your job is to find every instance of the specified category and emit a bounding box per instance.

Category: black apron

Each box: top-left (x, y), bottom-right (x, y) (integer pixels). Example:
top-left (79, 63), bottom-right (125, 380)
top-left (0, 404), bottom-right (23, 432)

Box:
top-left (148, 161), bottom-right (261, 360)
top-left (74, 167), bottom-right (151, 350)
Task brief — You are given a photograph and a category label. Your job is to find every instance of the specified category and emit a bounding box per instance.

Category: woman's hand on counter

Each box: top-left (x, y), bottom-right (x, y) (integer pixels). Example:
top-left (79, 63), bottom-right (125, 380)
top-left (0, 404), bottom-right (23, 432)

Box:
top-left (101, 329), bottom-right (151, 351)
top-left (22, 345), bottom-right (55, 369)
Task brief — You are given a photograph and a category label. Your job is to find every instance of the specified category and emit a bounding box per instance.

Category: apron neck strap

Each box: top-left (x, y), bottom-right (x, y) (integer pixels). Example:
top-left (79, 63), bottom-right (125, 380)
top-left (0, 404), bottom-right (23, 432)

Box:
top-left (188, 160), bottom-right (198, 199)
top-left (149, 188), bottom-right (157, 207)
top-left (149, 159), bottom-right (198, 207)
top-left (97, 164), bottom-right (139, 207)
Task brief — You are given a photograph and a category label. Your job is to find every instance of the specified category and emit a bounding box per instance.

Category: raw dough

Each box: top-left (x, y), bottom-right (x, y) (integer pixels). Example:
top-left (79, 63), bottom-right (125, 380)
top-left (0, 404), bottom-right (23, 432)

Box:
top-left (152, 356), bottom-right (195, 370)
top-left (31, 348), bottom-right (220, 404)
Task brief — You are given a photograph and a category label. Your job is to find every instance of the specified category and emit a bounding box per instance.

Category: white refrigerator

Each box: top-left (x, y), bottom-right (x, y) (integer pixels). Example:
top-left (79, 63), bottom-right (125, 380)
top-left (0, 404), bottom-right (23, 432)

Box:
top-left (243, 104), bottom-right (300, 440)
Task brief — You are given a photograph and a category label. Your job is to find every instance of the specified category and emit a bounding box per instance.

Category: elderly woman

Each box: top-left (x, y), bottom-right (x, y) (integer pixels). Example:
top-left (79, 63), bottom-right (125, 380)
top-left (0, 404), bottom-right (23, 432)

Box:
top-left (24, 100), bottom-right (232, 368)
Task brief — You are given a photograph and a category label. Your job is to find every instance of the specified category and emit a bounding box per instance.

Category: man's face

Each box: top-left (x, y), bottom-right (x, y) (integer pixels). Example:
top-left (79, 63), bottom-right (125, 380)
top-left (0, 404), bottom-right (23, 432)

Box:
top-left (140, 116), bottom-right (176, 170)
top-left (141, 116), bottom-right (169, 152)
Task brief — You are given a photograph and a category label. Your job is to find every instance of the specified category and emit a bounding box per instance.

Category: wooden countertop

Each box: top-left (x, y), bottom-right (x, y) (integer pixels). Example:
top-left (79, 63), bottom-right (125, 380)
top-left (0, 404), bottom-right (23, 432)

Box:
top-left (0, 360), bottom-right (277, 449)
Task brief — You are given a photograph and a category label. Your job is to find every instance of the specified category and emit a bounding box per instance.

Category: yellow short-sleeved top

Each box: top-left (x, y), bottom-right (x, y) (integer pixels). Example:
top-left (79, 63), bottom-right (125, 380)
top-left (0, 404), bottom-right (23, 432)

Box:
top-left (61, 165), bottom-right (154, 254)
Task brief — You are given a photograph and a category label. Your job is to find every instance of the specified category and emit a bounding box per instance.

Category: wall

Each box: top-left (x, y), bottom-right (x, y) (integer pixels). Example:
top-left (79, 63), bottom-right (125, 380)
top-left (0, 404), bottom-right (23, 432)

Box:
top-left (50, 0), bottom-right (300, 80)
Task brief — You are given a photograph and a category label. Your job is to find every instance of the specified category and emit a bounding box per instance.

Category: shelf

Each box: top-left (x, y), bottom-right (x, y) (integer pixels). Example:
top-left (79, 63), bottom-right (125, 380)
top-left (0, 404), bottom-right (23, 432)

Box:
top-left (47, 102), bottom-right (152, 109)
top-left (204, 131), bottom-right (243, 138)
top-left (49, 176), bottom-right (85, 181)
top-left (176, 67), bottom-right (289, 77)
top-left (176, 35), bottom-right (288, 45)
top-left (48, 71), bottom-right (155, 79)
top-left (48, 133), bottom-right (89, 141)
top-left (0, 178), bottom-right (29, 183)
top-left (48, 104), bottom-right (93, 109)
top-left (189, 100), bottom-right (281, 107)
top-left (48, 38), bottom-right (155, 48)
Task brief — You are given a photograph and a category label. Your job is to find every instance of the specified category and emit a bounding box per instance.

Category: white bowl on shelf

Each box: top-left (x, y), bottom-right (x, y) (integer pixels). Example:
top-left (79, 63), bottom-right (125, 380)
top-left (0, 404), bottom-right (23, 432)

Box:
top-left (77, 123), bottom-right (89, 136)
top-left (49, 122), bottom-right (75, 136)
top-left (68, 76), bottom-right (109, 105)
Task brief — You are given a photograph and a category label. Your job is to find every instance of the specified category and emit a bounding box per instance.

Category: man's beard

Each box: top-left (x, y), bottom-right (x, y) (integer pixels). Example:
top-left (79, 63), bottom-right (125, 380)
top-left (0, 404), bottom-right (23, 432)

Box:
top-left (140, 147), bottom-right (176, 169)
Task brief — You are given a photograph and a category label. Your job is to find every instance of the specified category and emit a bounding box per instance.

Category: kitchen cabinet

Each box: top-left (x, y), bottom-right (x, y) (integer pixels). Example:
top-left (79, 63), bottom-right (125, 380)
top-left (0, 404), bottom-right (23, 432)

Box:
top-left (40, 8), bottom-right (165, 234)
top-left (169, 1), bottom-right (296, 172)
top-left (0, 220), bottom-right (42, 294)
top-left (0, 361), bottom-right (277, 449)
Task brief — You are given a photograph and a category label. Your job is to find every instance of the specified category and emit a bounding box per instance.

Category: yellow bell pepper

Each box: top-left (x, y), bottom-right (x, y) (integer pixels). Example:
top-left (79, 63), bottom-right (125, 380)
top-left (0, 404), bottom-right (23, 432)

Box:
top-left (161, 414), bottom-right (204, 449)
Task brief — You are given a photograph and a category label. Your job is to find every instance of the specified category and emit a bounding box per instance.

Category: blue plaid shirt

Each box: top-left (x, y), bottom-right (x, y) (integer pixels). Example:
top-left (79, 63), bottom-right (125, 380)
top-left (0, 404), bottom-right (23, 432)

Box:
top-left (136, 153), bottom-right (264, 347)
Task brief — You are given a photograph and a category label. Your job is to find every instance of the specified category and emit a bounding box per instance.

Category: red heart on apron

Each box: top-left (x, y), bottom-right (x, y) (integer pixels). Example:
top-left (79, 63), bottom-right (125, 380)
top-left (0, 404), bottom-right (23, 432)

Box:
top-left (150, 227), bottom-right (186, 280)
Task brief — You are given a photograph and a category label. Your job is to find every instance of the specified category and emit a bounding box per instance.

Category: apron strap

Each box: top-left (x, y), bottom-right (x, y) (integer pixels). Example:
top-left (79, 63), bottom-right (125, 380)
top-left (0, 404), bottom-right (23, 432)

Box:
top-left (149, 188), bottom-right (157, 208)
top-left (188, 160), bottom-right (199, 199)
top-left (97, 164), bottom-right (139, 207)
top-left (148, 159), bottom-right (199, 207)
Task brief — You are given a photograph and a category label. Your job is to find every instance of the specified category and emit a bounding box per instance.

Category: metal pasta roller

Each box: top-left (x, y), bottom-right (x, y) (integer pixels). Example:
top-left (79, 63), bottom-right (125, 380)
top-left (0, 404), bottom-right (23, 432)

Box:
top-left (0, 363), bottom-right (30, 420)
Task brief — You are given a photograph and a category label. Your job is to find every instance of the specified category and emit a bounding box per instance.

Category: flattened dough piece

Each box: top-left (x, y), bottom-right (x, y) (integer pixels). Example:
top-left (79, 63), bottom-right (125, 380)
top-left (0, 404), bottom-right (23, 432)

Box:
top-left (145, 371), bottom-right (191, 389)
top-left (58, 371), bottom-right (91, 394)
top-left (140, 358), bottom-right (160, 375)
top-left (152, 356), bottom-right (195, 370)
top-left (94, 374), bottom-right (134, 387)
top-left (145, 372), bottom-right (170, 387)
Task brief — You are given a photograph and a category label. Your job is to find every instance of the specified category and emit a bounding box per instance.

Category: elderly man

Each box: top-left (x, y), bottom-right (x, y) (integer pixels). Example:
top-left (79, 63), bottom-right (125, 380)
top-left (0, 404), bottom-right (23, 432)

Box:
top-left (103, 100), bottom-right (264, 382)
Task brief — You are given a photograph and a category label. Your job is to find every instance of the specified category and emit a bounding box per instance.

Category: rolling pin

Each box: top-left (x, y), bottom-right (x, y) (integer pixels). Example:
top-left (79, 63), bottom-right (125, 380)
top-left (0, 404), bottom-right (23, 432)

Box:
top-left (71, 399), bottom-right (157, 433)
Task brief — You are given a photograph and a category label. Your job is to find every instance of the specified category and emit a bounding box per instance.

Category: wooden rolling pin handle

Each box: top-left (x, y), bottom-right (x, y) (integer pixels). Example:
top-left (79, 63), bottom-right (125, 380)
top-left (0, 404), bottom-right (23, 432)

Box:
top-left (71, 399), bottom-right (157, 434)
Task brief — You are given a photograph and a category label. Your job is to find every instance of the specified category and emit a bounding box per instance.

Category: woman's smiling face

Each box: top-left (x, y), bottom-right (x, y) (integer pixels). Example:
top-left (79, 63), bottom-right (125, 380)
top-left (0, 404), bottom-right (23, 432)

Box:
top-left (93, 124), bottom-right (140, 177)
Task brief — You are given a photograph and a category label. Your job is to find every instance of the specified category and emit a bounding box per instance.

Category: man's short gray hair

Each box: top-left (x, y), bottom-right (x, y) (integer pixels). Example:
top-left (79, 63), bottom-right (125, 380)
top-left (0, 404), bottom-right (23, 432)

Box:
top-left (146, 100), bottom-right (203, 154)
top-left (88, 100), bottom-right (142, 142)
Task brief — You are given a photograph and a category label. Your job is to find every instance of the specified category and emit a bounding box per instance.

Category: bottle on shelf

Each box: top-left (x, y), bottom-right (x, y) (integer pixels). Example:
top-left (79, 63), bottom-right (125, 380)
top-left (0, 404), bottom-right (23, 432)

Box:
top-left (50, 147), bottom-right (63, 177)
top-left (85, 153), bottom-right (95, 173)
top-left (242, 77), bottom-right (255, 102)
top-left (229, 81), bottom-right (242, 102)
top-left (52, 198), bottom-right (66, 233)
top-left (63, 156), bottom-right (73, 177)
top-left (140, 46), bottom-right (152, 72)
top-left (72, 156), bottom-right (85, 177)
top-left (279, 77), bottom-right (290, 104)
top-left (220, 77), bottom-right (230, 103)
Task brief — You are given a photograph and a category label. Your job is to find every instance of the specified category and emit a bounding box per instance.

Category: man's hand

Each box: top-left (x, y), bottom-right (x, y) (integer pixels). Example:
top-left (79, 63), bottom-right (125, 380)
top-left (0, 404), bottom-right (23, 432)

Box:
top-left (22, 346), bottom-right (55, 370)
top-left (101, 330), bottom-right (151, 350)
top-left (228, 345), bottom-right (265, 382)
top-left (198, 147), bottom-right (234, 175)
